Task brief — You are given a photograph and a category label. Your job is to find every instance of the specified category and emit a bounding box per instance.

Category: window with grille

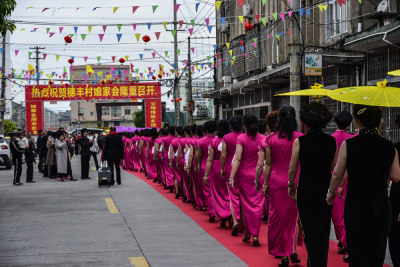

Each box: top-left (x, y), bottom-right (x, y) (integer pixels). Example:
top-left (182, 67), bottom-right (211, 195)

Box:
top-left (111, 107), bottom-right (121, 117)
top-left (326, 1), bottom-right (347, 38)
top-left (102, 107), bottom-right (110, 115)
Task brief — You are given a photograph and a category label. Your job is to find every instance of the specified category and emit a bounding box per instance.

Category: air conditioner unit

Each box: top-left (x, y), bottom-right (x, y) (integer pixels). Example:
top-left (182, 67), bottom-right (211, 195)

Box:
top-left (223, 76), bottom-right (232, 87)
top-left (243, 4), bottom-right (251, 17)
top-left (221, 23), bottom-right (229, 33)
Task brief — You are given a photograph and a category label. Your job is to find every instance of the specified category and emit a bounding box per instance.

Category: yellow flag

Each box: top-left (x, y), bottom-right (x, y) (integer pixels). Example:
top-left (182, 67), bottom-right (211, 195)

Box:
top-left (113, 7), bottom-right (119, 14)
top-left (125, 55), bottom-right (129, 61)
top-left (88, 26), bottom-right (92, 33)
top-left (229, 50), bottom-right (233, 56)
top-left (106, 75), bottom-right (112, 80)
top-left (135, 33), bottom-right (141, 42)
top-left (216, 1), bottom-right (222, 10)
top-left (231, 60), bottom-right (235, 65)
top-left (238, 16), bottom-right (244, 24)
top-left (28, 63), bottom-right (35, 74)
top-left (318, 4), bottom-right (328, 12)
top-left (226, 43), bottom-right (230, 49)
top-left (98, 71), bottom-right (103, 77)
top-left (56, 55), bottom-right (60, 61)
top-left (162, 22), bottom-right (168, 29)
top-left (86, 65), bottom-right (94, 74)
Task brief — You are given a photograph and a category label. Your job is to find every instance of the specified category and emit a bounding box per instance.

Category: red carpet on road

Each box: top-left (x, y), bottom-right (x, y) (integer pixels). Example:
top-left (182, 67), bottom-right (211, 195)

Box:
top-left (127, 170), bottom-right (388, 267)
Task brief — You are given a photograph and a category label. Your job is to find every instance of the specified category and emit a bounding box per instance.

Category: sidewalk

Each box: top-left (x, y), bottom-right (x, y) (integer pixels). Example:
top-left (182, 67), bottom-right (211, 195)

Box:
top-left (0, 155), bottom-right (245, 267)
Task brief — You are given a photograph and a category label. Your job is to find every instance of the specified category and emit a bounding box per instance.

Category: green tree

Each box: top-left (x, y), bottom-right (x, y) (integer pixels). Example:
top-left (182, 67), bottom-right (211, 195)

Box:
top-left (4, 119), bottom-right (16, 133)
top-left (0, 0), bottom-right (17, 36)
top-left (133, 110), bottom-right (145, 128)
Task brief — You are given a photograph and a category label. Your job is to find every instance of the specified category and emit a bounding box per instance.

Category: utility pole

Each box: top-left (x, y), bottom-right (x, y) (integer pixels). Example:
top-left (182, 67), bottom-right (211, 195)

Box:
top-left (289, 0), bottom-right (302, 127)
top-left (0, 33), bottom-right (6, 135)
top-left (187, 37), bottom-right (193, 125)
top-left (29, 46), bottom-right (45, 85)
top-left (173, 0), bottom-right (180, 126)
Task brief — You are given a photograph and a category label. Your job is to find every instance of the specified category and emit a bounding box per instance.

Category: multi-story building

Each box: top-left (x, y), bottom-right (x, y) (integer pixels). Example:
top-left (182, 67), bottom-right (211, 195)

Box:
top-left (58, 110), bottom-right (71, 129)
top-left (69, 65), bottom-right (139, 128)
top-left (10, 101), bottom-right (26, 131)
top-left (206, 0), bottom-right (400, 138)
top-left (44, 108), bottom-right (60, 130)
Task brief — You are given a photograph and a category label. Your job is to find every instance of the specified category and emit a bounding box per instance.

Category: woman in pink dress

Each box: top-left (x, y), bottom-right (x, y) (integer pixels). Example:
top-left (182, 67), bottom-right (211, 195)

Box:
top-left (139, 130), bottom-right (150, 177)
top-left (189, 125), bottom-right (205, 210)
top-left (229, 113), bottom-right (264, 247)
top-left (256, 106), bottom-right (302, 266)
top-left (221, 116), bottom-right (243, 235)
top-left (163, 126), bottom-right (176, 192)
top-left (204, 119), bottom-right (231, 227)
top-left (331, 110), bottom-right (353, 258)
top-left (170, 127), bottom-right (184, 198)
top-left (153, 129), bottom-right (167, 185)
top-left (178, 126), bottom-right (192, 203)
top-left (146, 128), bottom-right (158, 181)
top-left (130, 130), bottom-right (140, 172)
top-left (197, 120), bottom-right (217, 222)
top-left (125, 134), bottom-right (133, 170)
top-left (122, 135), bottom-right (128, 169)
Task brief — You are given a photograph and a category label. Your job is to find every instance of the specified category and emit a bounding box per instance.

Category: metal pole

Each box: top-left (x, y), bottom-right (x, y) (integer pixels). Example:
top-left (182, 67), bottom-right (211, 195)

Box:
top-left (289, 0), bottom-right (302, 127)
top-left (173, 0), bottom-right (180, 126)
top-left (187, 37), bottom-right (193, 125)
top-left (0, 34), bottom-right (7, 135)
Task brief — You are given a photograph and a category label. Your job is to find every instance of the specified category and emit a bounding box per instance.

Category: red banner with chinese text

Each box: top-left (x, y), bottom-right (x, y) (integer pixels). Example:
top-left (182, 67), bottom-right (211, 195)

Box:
top-left (26, 101), bottom-right (45, 135)
top-left (25, 83), bottom-right (161, 101)
top-left (145, 99), bottom-right (162, 129)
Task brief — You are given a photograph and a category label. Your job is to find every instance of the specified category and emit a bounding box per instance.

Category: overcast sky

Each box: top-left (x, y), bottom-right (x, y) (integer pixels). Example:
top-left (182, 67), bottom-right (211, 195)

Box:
top-left (9, 0), bottom-right (216, 111)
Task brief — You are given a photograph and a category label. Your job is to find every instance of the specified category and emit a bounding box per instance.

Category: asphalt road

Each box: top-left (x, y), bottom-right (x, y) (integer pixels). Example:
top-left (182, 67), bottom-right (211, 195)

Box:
top-left (0, 155), bottom-right (245, 267)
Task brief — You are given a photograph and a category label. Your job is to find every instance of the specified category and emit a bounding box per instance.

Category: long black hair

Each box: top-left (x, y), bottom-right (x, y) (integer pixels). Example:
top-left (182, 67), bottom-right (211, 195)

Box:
top-left (217, 119), bottom-right (230, 138)
top-left (277, 106), bottom-right (298, 140)
top-left (197, 125), bottom-right (204, 138)
top-left (160, 128), bottom-right (168, 137)
top-left (243, 113), bottom-right (258, 138)
top-left (150, 128), bottom-right (158, 141)
top-left (176, 126), bottom-right (184, 137)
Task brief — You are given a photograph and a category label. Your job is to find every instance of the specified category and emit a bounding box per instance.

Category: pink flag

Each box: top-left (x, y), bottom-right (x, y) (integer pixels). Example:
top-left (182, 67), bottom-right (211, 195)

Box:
top-left (174, 4), bottom-right (181, 13)
top-left (288, 11), bottom-right (293, 17)
top-left (279, 13), bottom-right (285, 21)
top-left (99, 34), bottom-right (104, 42)
top-left (205, 18), bottom-right (210, 26)
top-left (59, 27), bottom-right (64, 33)
top-left (191, 47), bottom-right (195, 54)
top-left (155, 32), bottom-right (161, 40)
top-left (111, 66), bottom-right (116, 72)
top-left (49, 32), bottom-right (55, 37)
top-left (84, 57), bottom-right (88, 62)
top-left (132, 6), bottom-right (139, 14)
top-left (268, 34), bottom-right (272, 38)
top-left (252, 43), bottom-right (257, 48)
top-left (188, 28), bottom-right (194, 35)
top-left (42, 8), bottom-right (50, 12)
top-left (43, 54), bottom-right (47, 60)
top-left (238, 0), bottom-right (245, 8)
top-left (132, 24), bottom-right (137, 31)
top-left (15, 50), bottom-right (19, 56)
top-left (152, 52), bottom-right (156, 58)
top-left (287, 30), bottom-right (291, 35)
top-left (112, 56), bottom-right (116, 62)
top-left (179, 20), bottom-right (184, 28)
top-left (102, 25), bottom-right (107, 33)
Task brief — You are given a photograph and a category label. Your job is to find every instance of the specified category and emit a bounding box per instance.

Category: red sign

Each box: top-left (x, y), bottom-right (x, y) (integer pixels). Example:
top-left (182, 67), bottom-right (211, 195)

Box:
top-left (145, 99), bottom-right (162, 128)
top-left (25, 101), bottom-right (44, 135)
top-left (25, 83), bottom-right (161, 101)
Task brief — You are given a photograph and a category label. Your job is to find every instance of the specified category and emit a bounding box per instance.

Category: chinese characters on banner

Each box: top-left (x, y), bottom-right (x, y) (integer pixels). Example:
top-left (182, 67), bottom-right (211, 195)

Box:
top-left (145, 99), bottom-right (162, 128)
top-left (25, 101), bottom-right (44, 135)
top-left (25, 83), bottom-right (161, 101)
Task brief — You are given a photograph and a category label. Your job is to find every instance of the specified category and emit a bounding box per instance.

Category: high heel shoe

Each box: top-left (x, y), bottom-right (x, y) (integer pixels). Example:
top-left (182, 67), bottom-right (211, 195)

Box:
top-left (220, 219), bottom-right (227, 228)
top-left (231, 224), bottom-right (239, 236)
top-left (290, 253), bottom-right (301, 264)
top-left (243, 234), bottom-right (251, 243)
top-left (209, 216), bottom-right (216, 223)
top-left (252, 236), bottom-right (260, 247)
top-left (343, 255), bottom-right (349, 263)
top-left (278, 257), bottom-right (289, 267)
top-left (338, 245), bottom-right (348, 255)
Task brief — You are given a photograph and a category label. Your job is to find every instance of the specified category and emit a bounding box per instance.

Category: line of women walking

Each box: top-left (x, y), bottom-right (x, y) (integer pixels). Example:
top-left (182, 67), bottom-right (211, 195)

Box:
top-left (122, 102), bottom-right (400, 267)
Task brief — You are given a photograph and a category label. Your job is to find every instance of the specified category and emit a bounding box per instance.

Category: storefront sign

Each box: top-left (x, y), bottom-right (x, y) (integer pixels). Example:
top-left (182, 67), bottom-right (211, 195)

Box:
top-left (305, 53), bottom-right (322, 76)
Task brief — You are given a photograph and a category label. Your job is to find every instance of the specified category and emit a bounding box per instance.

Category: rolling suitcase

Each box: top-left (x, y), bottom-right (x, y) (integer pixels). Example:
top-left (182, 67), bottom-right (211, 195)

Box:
top-left (98, 161), bottom-right (112, 187)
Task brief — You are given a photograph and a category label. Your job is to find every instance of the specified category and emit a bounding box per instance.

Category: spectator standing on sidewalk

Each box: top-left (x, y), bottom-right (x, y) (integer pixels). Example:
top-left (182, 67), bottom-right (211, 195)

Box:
top-left (97, 132), bottom-right (105, 151)
top-left (19, 132), bottom-right (29, 150)
top-left (25, 137), bottom-right (36, 183)
top-left (89, 132), bottom-right (100, 170)
top-left (77, 128), bottom-right (93, 179)
top-left (10, 134), bottom-right (24, 186)
top-left (46, 132), bottom-right (57, 178)
top-left (102, 127), bottom-right (124, 185)
top-left (40, 132), bottom-right (49, 177)
top-left (55, 131), bottom-right (69, 182)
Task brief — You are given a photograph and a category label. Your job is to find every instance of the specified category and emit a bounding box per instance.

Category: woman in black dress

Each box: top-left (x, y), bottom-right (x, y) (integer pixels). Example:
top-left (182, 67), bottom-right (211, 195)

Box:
top-left (327, 105), bottom-right (400, 267)
top-left (390, 114), bottom-right (400, 267)
top-left (288, 102), bottom-right (337, 267)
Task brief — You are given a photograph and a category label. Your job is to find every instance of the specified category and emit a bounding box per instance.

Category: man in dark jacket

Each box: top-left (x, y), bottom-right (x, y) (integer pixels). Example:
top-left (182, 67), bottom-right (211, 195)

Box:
top-left (25, 137), bottom-right (36, 183)
top-left (102, 127), bottom-right (124, 185)
top-left (10, 134), bottom-right (24, 185)
top-left (40, 132), bottom-right (49, 177)
top-left (77, 128), bottom-right (93, 179)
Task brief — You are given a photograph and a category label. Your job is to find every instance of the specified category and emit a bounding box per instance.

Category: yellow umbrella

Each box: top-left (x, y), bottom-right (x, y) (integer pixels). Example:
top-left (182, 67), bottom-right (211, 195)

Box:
top-left (328, 79), bottom-right (400, 107)
top-left (275, 83), bottom-right (331, 101)
top-left (388, 69), bottom-right (400, 76)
